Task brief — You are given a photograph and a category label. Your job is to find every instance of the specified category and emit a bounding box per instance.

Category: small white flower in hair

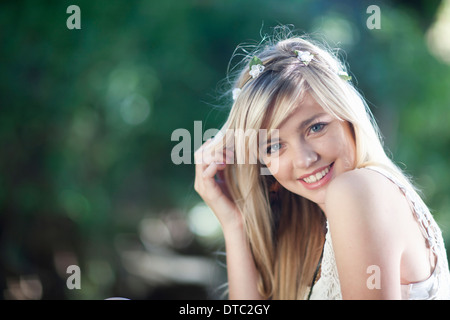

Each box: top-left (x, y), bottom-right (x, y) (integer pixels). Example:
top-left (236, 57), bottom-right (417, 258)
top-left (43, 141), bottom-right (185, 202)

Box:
top-left (232, 88), bottom-right (241, 101)
top-left (248, 56), bottom-right (265, 79)
top-left (249, 64), bottom-right (265, 79)
top-left (295, 50), bottom-right (314, 66)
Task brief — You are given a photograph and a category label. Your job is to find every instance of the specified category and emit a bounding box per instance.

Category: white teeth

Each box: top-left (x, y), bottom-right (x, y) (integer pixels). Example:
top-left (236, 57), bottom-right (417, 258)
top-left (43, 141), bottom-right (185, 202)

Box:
top-left (303, 166), bottom-right (330, 184)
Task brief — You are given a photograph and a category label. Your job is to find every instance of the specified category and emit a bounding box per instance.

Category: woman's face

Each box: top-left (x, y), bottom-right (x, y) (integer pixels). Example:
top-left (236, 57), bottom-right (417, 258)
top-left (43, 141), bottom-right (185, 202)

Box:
top-left (262, 94), bottom-right (356, 210)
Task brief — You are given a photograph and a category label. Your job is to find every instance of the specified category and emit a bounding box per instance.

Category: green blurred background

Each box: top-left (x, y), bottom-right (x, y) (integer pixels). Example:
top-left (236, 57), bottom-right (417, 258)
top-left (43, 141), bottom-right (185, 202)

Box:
top-left (0, 0), bottom-right (449, 299)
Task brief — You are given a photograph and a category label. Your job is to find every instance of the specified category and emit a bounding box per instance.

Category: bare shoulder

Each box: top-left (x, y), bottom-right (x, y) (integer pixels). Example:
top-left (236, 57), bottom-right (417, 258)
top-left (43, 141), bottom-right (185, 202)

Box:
top-left (327, 167), bottom-right (392, 194)
top-left (326, 168), bottom-right (402, 210)
top-left (325, 167), bottom-right (407, 299)
top-left (325, 167), bottom-right (407, 224)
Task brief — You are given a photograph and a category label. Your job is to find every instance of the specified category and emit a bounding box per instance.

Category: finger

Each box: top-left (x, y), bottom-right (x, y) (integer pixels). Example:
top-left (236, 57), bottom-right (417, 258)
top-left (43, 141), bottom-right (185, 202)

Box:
top-left (194, 138), bottom-right (214, 161)
top-left (202, 161), bottom-right (226, 178)
top-left (224, 148), bottom-right (235, 164)
top-left (198, 137), bottom-right (213, 150)
top-left (197, 141), bottom-right (225, 165)
top-left (201, 146), bottom-right (230, 166)
top-left (202, 162), bottom-right (217, 178)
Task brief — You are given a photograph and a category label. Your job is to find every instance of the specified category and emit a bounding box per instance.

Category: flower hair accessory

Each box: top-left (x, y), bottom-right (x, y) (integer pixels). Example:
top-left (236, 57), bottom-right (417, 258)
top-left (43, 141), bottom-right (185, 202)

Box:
top-left (249, 56), bottom-right (265, 78)
top-left (232, 88), bottom-right (241, 101)
top-left (338, 71), bottom-right (352, 81)
top-left (294, 50), bottom-right (314, 66)
top-left (293, 49), bottom-right (352, 81)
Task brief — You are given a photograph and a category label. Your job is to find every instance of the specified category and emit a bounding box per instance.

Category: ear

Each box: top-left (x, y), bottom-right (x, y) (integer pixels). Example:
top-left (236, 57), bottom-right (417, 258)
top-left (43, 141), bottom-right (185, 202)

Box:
top-left (346, 121), bottom-right (356, 143)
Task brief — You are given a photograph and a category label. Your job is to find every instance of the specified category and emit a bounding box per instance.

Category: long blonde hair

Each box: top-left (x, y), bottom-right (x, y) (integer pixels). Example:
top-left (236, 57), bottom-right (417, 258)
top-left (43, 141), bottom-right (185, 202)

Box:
top-left (211, 30), bottom-right (423, 299)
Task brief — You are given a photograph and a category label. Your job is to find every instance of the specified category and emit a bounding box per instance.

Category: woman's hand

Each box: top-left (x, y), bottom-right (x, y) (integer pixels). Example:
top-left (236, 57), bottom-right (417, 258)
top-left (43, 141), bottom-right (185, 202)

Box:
top-left (194, 139), bottom-right (242, 231)
top-left (194, 139), bottom-right (262, 299)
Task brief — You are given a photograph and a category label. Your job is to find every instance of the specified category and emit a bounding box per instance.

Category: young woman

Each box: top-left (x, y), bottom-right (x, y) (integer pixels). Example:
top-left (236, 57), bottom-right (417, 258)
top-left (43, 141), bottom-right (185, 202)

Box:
top-left (194, 33), bottom-right (450, 299)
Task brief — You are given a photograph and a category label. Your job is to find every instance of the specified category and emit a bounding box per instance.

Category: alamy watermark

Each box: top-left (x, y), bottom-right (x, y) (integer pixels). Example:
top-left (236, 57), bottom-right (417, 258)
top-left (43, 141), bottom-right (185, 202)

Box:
top-left (66, 5), bottom-right (381, 31)
top-left (171, 121), bottom-right (279, 175)
top-left (66, 265), bottom-right (81, 290)
top-left (366, 5), bottom-right (381, 30)
top-left (66, 5), bottom-right (81, 30)
top-left (367, 264), bottom-right (381, 290)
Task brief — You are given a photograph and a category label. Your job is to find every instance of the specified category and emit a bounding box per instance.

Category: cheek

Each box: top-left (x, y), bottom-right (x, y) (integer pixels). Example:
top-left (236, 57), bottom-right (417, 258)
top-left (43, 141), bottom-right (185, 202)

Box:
top-left (335, 127), bottom-right (357, 169)
top-left (345, 139), bottom-right (356, 166)
top-left (266, 155), bottom-right (291, 182)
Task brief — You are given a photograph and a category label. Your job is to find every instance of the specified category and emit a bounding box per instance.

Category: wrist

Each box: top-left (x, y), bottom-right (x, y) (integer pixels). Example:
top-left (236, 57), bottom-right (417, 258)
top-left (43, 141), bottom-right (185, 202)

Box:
top-left (222, 216), bottom-right (247, 243)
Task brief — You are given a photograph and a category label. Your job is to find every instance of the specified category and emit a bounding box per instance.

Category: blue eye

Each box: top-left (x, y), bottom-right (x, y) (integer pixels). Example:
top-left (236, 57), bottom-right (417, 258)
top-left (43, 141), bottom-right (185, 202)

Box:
top-left (310, 122), bottom-right (326, 133)
top-left (267, 143), bottom-right (281, 154)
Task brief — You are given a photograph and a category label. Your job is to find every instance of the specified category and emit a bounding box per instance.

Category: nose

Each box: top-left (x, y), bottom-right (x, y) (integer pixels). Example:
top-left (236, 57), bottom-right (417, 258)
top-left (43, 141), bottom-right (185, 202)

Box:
top-left (292, 141), bottom-right (319, 169)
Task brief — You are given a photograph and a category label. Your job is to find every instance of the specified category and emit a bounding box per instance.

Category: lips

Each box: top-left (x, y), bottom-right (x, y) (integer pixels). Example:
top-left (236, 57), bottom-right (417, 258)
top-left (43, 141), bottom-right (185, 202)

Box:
top-left (298, 162), bottom-right (334, 190)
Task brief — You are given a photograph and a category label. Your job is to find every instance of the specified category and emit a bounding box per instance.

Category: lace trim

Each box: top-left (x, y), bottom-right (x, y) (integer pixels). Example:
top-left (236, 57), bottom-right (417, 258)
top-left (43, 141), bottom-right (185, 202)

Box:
top-left (365, 166), bottom-right (450, 299)
top-left (309, 222), bottom-right (342, 300)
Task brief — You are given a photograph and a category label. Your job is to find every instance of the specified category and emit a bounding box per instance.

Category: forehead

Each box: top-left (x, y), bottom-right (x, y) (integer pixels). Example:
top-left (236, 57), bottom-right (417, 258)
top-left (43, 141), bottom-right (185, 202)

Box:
top-left (277, 94), bottom-right (328, 132)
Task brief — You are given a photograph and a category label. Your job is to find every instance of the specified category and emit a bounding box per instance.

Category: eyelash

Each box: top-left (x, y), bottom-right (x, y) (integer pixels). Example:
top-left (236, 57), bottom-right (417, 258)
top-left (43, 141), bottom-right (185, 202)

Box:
top-left (265, 122), bottom-right (327, 155)
top-left (309, 122), bottom-right (327, 134)
top-left (266, 143), bottom-right (281, 155)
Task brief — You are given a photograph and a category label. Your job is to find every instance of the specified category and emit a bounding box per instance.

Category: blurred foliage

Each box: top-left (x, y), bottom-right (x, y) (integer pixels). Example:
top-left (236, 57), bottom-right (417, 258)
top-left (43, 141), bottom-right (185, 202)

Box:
top-left (0, 0), bottom-right (449, 299)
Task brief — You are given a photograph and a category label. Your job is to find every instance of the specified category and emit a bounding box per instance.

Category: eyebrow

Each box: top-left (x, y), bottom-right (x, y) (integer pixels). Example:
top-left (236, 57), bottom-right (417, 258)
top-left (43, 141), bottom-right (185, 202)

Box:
top-left (298, 112), bottom-right (328, 131)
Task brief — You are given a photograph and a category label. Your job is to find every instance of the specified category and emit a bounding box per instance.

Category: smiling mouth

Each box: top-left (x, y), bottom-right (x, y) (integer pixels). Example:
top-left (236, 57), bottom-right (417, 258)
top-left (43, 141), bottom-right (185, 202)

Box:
top-left (301, 163), bottom-right (334, 184)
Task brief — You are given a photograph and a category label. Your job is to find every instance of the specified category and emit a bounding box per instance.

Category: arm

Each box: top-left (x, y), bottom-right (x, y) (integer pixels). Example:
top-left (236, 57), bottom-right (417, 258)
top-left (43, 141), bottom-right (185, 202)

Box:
top-left (222, 219), bottom-right (263, 299)
top-left (194, 140), bottom-right (262, 299)
top-left (325, 169), bottom-right (404, 299)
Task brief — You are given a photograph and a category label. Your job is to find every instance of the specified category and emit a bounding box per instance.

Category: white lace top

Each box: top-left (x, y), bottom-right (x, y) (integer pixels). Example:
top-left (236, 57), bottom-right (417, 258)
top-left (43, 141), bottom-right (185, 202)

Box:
top-left (309, 166), bottom-right (450, 300)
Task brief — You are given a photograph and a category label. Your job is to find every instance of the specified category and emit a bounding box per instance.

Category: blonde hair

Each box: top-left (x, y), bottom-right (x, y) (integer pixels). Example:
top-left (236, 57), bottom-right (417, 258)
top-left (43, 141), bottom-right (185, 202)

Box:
top-left (211, 30), bottom-right (423, 299)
